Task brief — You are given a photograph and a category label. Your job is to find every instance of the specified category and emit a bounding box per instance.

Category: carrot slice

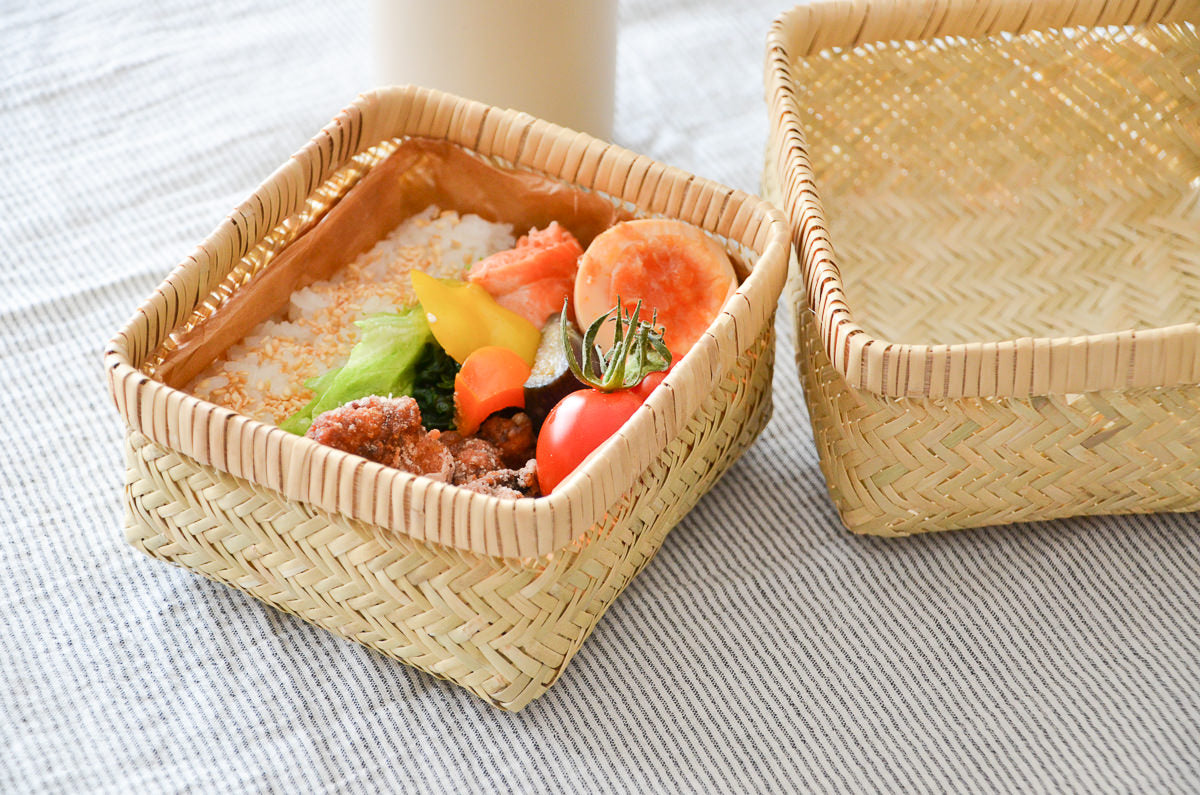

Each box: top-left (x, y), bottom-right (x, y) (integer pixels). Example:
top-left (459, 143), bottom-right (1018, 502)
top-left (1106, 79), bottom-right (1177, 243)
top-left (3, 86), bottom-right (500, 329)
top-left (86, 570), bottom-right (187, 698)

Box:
top-left (454, 346), bottom-right (533, 435)
top-left (469, 222), bottom-right (584, 327)
top-left (573, 219), bottom-right (737, 361)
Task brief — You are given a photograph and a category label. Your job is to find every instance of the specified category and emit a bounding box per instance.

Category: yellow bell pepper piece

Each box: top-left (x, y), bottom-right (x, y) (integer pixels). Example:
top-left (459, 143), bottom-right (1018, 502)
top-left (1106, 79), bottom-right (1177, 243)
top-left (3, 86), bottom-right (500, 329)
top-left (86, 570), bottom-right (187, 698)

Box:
top-left (411, 271), bottom-right (541, 366)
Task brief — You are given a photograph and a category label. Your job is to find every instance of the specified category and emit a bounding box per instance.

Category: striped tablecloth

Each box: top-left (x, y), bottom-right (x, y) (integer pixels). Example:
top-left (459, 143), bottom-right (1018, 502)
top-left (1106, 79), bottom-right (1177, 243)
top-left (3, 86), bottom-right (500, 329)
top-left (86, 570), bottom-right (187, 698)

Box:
top-left (3, 1), bottom-right (1198, 791)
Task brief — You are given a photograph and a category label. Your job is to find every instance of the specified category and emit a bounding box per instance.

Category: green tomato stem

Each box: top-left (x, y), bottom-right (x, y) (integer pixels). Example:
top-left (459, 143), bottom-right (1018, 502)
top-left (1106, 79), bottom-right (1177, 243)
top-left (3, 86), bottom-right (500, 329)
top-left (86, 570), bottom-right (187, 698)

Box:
top-left (563, 298), bottom-right (671, 392)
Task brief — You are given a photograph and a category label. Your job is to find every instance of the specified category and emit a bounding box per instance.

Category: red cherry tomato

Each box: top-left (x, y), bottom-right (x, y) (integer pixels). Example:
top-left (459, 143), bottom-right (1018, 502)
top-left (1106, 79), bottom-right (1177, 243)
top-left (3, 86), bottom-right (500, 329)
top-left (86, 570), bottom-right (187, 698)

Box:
top-left (535, 389), bottom-right (644, 493)
top-left (631, 369), bottom-right (669, 402)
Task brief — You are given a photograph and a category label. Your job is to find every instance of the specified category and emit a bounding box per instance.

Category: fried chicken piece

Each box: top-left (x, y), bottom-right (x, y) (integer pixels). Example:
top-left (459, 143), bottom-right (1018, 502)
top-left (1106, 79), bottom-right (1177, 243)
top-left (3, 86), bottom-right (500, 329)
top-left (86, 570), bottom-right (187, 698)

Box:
top-left (305, 395), bottom-right (420, 463)
top-left (434, 429), bottom-right (516, 485)
top-left (447, 437), bottom-right (505, 485)
top-left (478, 413), bottom-right (536, 469)
top-left (459, 459), bottom-right (539, 499)
top-left (434, 429), bottom-right (465, 448)
top-left (307, 398), bottom-right (538, 496)
top-left (305, 396), bottom-right (452, 482)
top-left (393, 432), bottom-right (455, 483)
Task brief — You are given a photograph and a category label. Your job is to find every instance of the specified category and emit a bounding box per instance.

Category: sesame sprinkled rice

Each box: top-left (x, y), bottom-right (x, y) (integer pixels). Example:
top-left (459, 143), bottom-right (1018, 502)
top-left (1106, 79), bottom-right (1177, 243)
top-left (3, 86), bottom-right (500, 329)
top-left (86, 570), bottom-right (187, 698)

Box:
top-left (189, 206), bottom-right (516, 425)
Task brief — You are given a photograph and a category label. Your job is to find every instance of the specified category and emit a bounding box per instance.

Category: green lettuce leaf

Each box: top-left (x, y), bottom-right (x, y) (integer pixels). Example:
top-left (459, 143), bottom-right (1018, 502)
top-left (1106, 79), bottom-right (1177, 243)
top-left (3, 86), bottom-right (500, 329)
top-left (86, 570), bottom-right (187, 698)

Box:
top-left (280, 308), bottom-right (436, 435)
top-left (279, 366), bottom-right (343, 435)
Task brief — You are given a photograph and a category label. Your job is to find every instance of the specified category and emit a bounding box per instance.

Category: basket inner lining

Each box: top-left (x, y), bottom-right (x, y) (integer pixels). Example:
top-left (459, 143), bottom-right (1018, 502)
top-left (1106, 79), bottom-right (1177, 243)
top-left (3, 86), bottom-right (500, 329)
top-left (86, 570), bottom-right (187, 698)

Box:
top-left (141, 140), bottom-right (398, 377)
top-left (796, 21), bottom-right (1200, 346)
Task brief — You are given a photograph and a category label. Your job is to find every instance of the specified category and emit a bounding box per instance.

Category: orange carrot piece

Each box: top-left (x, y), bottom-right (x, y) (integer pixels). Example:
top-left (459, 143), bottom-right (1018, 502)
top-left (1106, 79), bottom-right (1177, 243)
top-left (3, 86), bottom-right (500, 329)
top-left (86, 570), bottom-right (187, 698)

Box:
top-left (454, 346), bottom-right (533, 435)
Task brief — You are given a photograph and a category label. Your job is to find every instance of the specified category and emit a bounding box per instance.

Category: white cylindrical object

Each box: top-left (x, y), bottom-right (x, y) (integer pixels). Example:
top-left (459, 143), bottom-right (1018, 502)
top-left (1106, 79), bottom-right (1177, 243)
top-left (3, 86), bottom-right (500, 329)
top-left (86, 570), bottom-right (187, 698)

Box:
top-left (371, 0), bottom-right (617, 141)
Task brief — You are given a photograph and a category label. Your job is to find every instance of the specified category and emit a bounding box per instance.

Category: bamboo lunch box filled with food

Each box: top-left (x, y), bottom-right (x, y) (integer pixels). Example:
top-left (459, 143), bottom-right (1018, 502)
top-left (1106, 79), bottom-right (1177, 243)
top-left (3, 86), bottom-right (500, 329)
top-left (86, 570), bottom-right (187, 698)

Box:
top-left (104, 87), bottom-right (790, 711)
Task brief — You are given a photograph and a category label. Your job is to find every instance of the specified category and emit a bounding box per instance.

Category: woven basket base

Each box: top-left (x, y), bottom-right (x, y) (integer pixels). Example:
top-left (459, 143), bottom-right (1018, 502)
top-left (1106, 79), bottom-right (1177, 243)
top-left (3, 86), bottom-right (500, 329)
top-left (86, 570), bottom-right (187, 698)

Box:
top-left (123, 326), bottom-right (775, 710)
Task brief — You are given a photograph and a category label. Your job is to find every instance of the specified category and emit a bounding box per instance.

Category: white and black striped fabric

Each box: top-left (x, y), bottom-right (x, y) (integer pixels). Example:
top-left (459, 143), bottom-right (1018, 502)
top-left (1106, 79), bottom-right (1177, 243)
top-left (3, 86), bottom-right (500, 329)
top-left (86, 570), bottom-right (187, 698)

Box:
top-left (2, 1), bottom-right (1198, 791)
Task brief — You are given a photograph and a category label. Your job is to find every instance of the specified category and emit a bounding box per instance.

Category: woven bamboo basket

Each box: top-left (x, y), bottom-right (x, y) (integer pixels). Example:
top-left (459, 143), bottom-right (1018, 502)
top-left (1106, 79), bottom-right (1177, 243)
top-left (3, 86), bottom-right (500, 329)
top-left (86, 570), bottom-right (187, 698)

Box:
top-left (105, 87), bottom-right (789, 711)
top-left (767, 0), bottom-right (1200, 536)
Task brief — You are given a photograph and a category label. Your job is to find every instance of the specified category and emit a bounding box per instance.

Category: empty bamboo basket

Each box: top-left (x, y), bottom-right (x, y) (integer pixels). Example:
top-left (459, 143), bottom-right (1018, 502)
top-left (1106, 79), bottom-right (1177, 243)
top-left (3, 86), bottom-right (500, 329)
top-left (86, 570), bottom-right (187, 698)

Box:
top-left (767, 0), bottom-right (1200, 535)
top-left (105, 87), bottom-right (789, 710)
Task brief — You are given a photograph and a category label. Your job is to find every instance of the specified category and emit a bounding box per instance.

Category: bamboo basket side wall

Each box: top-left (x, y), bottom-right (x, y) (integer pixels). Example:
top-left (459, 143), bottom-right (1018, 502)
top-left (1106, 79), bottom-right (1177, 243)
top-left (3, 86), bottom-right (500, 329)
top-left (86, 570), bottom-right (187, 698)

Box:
top-left (123, 324), bottom-right (775, 711)
top-left (793, 305), bottom-right (1200, 536)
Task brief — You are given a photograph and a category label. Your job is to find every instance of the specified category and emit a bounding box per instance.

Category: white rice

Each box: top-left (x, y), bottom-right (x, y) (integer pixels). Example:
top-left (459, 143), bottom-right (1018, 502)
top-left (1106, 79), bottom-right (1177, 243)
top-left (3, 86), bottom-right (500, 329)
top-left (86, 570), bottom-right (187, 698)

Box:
top-left (189, 206), bottom-right (516, 424)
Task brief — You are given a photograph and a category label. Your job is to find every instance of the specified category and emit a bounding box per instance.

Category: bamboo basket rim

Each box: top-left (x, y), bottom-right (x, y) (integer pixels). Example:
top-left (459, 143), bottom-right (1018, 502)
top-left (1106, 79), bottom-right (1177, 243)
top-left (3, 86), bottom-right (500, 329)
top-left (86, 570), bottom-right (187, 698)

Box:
top-left (767, 0), bottom-right (1200, 399)
top-left (104, 86), bottom-right (790, 560)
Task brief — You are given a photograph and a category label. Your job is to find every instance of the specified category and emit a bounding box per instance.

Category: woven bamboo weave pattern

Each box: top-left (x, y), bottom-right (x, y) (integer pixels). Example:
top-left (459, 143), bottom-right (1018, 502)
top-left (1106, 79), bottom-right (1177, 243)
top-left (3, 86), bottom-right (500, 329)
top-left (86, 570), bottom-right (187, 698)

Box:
top-left (769, 0), bottom-right (1200, 399)
top-left (123, 329), bottom-right (773, 710)
top-left (767, 0), bottom-right (1200, 534)
top-left (798, 21), bottom-right (1200, 348)
top-left (106, 87), bottom-right (789, 708)
top-left (796, 306), bottom-right (1200, 536)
